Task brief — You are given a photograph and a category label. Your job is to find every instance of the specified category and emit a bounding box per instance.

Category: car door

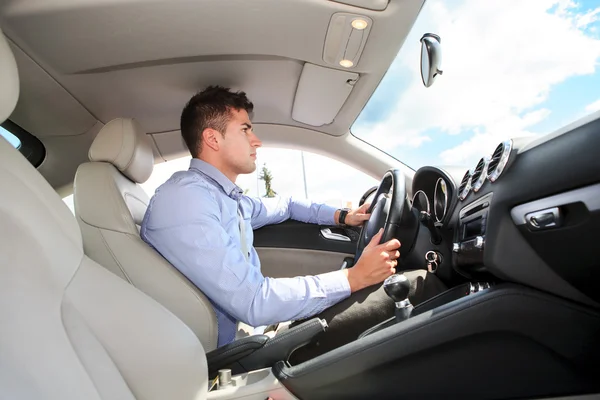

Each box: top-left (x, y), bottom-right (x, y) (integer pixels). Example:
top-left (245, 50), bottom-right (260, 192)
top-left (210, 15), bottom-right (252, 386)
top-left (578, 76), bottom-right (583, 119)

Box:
top-left (243, 148), bottom-right (380, 278)
top-left (254, 220), bottom-right (360, 278)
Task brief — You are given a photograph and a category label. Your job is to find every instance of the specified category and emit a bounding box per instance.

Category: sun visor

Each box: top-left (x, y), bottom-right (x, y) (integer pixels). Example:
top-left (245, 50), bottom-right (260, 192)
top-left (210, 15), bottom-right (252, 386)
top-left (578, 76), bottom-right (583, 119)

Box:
top-left (292, 63), bottom-right (358, 127)
top-left (329, 0), bottom-right (389, 11)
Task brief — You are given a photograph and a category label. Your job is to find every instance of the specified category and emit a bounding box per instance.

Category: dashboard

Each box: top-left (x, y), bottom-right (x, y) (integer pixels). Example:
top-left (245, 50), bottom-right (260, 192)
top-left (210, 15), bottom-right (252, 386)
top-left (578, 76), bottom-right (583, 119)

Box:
top-left (410, 139), bottom-right (533, 281)
top-left (410, 166), bottom-right (463, 226)
top-left (409, 114), bottom-right (600, 307)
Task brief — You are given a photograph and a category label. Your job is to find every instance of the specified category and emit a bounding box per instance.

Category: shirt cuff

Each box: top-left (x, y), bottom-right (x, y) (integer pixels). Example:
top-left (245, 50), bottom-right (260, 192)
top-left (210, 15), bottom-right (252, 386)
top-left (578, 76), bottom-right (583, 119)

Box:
top-left (317, 203), bottom-right (339, 226)
top-left (318, 269), bottom-right (352, 304)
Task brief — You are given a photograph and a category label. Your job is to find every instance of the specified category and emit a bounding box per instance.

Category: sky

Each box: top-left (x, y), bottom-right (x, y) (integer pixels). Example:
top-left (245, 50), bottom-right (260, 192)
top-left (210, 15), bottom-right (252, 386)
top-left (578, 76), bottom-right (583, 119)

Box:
top-left (60, 0), bottom-right (600, 211)
top-left (352, 0), bottom-right (600, 170)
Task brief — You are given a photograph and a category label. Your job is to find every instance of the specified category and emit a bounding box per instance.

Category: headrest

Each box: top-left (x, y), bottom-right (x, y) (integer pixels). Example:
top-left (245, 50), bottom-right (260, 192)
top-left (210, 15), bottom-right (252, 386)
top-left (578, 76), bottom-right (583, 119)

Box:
top-left (89, 118), bottom-right (154, 183)
top-left (0, 27), bottom-right (19, 123)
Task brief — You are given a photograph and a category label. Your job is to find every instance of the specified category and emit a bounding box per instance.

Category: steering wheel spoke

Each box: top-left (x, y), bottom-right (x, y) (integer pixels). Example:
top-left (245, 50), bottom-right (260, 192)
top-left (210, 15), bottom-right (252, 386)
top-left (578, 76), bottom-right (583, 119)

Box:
top-left (356, 169), bottom-right (419, 263)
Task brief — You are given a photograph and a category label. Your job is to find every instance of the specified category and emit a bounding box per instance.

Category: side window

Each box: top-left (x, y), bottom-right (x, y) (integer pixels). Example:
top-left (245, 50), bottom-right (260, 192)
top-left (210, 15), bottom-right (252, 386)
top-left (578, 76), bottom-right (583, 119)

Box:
top-left (62, 194), bottom-right (75, 215)
top-left (0, 120), bottom-right (46, 167)
top-left (141, 156), bottom-right (192, 197)
top-left (0, 126), bottom-right (21, 149)
top-left (237, 148), bottom-right (379, 208)
top-left (139, 150), bottom-right (379, 209)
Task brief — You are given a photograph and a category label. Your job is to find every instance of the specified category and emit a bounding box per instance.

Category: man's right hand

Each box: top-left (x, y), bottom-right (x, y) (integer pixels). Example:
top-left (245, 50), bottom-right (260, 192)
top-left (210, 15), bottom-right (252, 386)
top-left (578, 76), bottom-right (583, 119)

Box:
top-left (345, 228), bottom-right (401, 293)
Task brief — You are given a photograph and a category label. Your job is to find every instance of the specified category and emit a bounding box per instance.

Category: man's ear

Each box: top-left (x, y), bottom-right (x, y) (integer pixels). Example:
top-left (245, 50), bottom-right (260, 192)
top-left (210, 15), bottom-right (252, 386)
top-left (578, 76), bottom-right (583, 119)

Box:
top-left (202, 128), bottom-right (221, 152)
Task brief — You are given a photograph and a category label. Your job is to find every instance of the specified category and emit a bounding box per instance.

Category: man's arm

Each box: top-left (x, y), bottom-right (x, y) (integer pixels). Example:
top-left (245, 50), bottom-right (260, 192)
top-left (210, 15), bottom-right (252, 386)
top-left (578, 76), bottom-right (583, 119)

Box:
top-left (143, 189), bottom-right (351, 327)
top-left (243, 195), bottom-right (337, 230)
top-left (243, 196), bottom-right (372, 230)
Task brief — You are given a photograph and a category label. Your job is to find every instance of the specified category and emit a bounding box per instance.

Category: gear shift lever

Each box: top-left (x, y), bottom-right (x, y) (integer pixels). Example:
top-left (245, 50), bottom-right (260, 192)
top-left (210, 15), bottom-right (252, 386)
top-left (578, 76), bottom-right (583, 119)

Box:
top-left (383, 274), bottom-right (413, 322)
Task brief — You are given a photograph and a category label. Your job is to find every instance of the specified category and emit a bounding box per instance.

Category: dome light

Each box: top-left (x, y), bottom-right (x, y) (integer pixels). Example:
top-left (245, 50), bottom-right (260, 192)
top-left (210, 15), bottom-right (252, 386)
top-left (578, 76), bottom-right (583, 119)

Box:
top-left (351, 19), bottom-right (368, 30)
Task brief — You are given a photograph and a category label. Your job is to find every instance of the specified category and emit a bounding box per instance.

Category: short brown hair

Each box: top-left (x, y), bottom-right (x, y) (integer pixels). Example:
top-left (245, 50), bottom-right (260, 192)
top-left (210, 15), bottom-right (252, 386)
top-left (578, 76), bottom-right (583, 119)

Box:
top-left (180, 85), bottom-right (254, 157)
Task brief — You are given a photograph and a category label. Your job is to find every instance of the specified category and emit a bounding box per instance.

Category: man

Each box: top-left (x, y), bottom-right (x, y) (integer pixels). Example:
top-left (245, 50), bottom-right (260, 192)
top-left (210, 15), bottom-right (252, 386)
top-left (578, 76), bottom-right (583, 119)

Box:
top-left (141, 86), bottom-right (442, 352)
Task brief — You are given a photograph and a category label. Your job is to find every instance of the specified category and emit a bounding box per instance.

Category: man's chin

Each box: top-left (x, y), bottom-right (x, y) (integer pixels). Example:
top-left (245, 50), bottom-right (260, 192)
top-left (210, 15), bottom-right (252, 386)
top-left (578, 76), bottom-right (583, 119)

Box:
top-left (242, 162), bottom-right (257, 174)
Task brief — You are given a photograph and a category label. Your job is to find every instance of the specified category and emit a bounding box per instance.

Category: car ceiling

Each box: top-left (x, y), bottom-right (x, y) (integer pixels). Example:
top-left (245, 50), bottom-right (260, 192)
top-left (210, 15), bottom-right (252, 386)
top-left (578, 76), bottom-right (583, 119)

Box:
top-left (0, 0), bottom-right (424, 190)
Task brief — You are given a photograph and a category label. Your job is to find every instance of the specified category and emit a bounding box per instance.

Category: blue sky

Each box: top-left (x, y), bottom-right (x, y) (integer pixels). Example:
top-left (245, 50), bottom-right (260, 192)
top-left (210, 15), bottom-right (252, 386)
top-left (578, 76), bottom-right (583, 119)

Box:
top-left (352, 0), bottom-right (600, 170)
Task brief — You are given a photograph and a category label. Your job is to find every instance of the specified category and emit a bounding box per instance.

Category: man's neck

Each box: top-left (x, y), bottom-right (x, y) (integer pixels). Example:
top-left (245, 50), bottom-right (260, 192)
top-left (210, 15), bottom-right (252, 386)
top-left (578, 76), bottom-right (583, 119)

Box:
top-left (196, 156), bottom-right (238, 184)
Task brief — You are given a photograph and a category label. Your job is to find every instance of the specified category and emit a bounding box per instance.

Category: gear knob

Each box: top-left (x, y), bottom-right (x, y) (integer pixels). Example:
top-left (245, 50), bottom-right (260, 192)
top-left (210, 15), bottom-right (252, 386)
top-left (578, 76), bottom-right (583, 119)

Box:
top-left (384, 274), bottom-right (413, 322)
top-left (383, 274), bottom-right (411, 304)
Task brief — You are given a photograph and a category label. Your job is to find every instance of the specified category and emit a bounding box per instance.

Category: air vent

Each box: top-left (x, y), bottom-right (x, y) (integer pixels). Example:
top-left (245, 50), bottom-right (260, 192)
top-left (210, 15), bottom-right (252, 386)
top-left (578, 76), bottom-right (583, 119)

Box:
top-left (488, 139), bottom-right (513, 182)
top-left (458, 170), bottom-right (472, 200)
top-left (471, 156), bottom-right (489, 192)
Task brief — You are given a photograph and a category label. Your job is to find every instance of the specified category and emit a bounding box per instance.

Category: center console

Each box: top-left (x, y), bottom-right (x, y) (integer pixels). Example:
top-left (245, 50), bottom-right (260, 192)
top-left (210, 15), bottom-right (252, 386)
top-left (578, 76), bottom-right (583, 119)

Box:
top-left (271, 282), bottom-right (600, 400)
top-left (206, 317), bottom-right (327, 377)
top-left (453, 192), bottom-right (493, 274)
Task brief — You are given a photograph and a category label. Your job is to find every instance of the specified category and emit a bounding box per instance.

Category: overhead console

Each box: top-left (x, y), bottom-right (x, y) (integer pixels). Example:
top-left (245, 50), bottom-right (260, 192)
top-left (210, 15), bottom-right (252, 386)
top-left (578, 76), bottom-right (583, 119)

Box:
top-left (329, 0), bottom-right (389, 11)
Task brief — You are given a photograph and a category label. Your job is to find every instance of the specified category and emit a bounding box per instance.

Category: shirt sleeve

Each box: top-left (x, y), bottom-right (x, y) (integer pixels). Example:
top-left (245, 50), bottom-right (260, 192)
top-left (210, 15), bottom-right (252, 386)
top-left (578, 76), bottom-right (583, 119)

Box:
top-left (242, 195), bottom-right (338, 230)
top-left (142, 185), bottom-right (351, 327)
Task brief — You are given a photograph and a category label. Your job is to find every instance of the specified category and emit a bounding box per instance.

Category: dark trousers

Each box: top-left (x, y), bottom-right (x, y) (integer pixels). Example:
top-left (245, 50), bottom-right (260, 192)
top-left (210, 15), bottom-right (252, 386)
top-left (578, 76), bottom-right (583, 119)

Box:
top-left (288, 269), bottom-right (447, 365)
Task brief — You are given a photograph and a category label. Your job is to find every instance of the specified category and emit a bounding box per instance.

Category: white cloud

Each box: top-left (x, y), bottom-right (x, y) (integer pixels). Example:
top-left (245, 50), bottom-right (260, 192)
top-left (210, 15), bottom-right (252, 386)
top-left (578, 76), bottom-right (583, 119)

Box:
top-left (585, 99), bottom-right (600, 113)
top-left (355, 0), bottom-right (600, 168)
top-left (575, 6), bottom-right (600, 28)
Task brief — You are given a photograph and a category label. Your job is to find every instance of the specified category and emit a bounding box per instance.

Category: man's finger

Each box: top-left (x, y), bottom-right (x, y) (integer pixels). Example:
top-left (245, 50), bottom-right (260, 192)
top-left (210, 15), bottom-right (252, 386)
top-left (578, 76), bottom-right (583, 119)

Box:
top-left (366, 228), bottom-right (383, 247)
top-left (355, 213), bottom-right (370, 221)
top-left (360, 202), bottom-right (371, 213)
top-left (382, 239), bottom-right (401, 251)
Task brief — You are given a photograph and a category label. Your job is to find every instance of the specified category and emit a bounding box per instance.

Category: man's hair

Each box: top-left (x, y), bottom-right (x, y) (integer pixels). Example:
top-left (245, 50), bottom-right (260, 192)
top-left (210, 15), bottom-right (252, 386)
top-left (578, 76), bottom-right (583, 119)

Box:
top-left (180, 85), bottom-right (254, 157)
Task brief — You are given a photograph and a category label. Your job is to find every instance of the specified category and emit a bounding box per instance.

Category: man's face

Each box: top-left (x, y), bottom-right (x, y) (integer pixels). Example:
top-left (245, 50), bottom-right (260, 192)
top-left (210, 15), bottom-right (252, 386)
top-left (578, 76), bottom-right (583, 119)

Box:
top-left (220, 108), bottom-right (262, 175)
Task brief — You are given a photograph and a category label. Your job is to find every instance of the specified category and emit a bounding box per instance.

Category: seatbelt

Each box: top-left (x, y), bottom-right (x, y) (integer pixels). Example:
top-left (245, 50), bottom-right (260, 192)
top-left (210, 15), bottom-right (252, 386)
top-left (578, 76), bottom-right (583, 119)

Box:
top-left (237, 208), bottom-right (249, 262)
top-left (236, 206), bottom-right (279, 337)
top-left (236, 206), bottom-right (255, 339)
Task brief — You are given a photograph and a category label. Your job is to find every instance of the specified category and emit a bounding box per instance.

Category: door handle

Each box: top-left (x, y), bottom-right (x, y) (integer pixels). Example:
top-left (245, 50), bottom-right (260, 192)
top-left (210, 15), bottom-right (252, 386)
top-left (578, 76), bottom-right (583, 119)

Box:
top-left (320, 228), bottom-right (351, 242)
top-left (525, 207), bottom-right (562, 230)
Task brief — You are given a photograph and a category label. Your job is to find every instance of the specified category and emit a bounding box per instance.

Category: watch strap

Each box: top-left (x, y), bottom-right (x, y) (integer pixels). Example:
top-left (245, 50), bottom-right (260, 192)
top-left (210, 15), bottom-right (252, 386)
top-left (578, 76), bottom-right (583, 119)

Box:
top-left (338, 208), bottom-right (350, 225)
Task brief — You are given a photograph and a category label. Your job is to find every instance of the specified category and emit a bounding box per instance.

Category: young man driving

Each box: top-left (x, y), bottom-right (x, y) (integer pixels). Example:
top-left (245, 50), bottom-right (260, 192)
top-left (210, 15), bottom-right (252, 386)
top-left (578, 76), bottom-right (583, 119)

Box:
top-left (141, 86), bottom-right (444, 355)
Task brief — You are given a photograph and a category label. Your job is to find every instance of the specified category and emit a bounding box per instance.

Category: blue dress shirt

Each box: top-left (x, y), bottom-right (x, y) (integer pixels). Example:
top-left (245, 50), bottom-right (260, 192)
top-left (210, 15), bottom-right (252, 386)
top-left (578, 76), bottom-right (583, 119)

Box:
top-left (141, 158), bottom-right (351, 347)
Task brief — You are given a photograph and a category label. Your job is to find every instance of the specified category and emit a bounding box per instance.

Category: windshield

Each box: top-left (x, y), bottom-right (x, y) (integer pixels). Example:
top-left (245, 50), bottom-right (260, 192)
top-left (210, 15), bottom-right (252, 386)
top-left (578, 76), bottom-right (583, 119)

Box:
top-left (352, 0), bottom-right (600, 170)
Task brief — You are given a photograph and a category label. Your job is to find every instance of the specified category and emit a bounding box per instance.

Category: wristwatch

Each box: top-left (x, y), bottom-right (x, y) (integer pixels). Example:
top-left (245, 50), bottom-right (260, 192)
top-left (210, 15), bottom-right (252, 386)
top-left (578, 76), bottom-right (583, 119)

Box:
top-left (338, 208), bottom-right (351, 225)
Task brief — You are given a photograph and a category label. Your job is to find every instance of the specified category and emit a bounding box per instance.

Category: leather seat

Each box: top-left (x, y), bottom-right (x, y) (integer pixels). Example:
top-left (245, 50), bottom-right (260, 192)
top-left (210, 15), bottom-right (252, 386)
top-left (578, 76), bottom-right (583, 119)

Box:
top-left (74, 118), bottom-right (218, 351)
top-left (0, 27), bottom-right (208, 399)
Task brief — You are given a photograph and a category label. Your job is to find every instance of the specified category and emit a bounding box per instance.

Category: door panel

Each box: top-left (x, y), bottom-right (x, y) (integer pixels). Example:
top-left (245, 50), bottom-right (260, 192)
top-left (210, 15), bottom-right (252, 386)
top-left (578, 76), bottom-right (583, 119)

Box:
top-left (257, 248), bottom-right (353, 278)
top-left (253, 220), bottom-right (359, 277)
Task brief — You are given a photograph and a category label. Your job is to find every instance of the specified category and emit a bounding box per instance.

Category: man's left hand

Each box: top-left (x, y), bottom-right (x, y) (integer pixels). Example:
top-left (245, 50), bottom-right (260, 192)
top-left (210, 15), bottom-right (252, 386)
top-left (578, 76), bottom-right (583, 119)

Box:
top-left (339, 203), bottom-right (371, 227)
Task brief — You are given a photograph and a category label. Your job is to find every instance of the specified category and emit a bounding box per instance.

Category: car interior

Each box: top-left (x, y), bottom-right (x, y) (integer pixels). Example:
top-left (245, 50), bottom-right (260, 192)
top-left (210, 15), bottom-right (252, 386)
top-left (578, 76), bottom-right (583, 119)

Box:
top-left (1, 0), bottom-right (600, 399)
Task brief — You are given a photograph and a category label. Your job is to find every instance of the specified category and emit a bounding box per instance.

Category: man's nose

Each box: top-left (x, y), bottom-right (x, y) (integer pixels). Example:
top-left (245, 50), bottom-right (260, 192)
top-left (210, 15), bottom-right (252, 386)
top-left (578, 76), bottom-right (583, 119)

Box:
top-left (251, 132), bottom-right (262, 148)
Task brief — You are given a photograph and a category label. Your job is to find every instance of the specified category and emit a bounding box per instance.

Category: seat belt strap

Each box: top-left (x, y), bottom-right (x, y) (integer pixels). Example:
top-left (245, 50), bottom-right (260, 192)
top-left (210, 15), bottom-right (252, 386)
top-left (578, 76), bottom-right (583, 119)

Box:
top-left (238, 208), bottom-right (249, 262)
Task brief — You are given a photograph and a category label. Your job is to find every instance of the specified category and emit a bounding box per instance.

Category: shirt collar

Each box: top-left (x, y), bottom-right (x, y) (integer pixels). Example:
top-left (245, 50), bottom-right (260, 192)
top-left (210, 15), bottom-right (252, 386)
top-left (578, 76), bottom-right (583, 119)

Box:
top-left (189, 158), bottom-right (243, 200)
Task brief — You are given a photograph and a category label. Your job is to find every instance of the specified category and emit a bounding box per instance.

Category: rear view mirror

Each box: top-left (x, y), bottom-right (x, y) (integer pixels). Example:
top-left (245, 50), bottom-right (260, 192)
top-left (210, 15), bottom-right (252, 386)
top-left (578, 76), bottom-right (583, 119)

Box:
top-left (420, 33), bottom-right (443, 88)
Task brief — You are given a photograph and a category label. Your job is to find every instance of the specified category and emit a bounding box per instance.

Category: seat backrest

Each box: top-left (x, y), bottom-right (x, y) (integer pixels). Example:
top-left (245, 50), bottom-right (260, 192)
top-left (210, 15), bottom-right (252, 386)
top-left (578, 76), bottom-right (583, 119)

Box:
top-left (0, 28), bottom-right (207, 399)
top-left (74, 118), bottom-right (218, 351)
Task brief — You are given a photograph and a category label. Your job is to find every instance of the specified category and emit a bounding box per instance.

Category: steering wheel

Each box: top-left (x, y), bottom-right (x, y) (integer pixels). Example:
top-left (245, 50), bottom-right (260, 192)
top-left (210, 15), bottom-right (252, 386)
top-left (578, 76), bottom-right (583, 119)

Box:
top-left (355, 169), bottom-right (420, 263)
